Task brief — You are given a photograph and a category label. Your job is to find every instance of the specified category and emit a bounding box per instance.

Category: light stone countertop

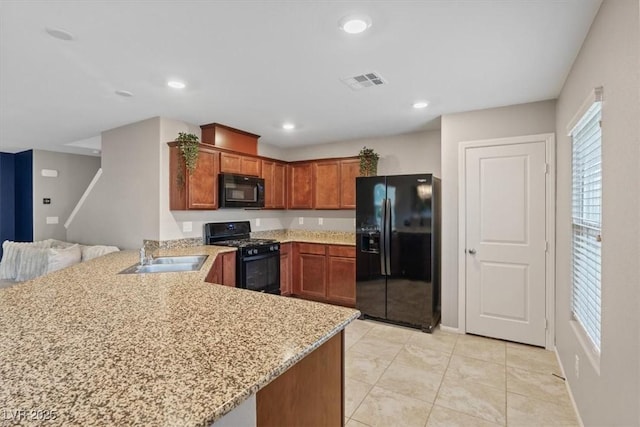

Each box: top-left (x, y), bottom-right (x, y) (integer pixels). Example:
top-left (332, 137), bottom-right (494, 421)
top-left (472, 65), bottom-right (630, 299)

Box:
top-left (251, 229), bottom-right (355, 246)
top-left (0, 246), bottom-right (359, 426)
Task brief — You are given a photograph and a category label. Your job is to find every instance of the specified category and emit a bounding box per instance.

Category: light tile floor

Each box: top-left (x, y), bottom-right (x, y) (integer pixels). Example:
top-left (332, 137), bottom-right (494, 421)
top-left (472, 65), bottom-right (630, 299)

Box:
top-left (344, 319), bottom-right (579, 427)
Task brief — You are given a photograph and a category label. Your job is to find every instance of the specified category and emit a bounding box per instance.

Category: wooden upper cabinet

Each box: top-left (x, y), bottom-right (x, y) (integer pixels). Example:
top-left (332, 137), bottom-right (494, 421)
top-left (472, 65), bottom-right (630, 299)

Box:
top-left (200, 123), bottom-right (259, 155)
top-left (262, 160), bottom-right (286, 209)
top-left (340, 159), bottom-right (360, 209)
top-left (314, 161), bottom-right (341, 209)
top-left (170, 145), bottom-right (219, 210)
top-left (288, 163), bottom-right (314, 209)
top-left (220, 152), bottom-right (261, 176)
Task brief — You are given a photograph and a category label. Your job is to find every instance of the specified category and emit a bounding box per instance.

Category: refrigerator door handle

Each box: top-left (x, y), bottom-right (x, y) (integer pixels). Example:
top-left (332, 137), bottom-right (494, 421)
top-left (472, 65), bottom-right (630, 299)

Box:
top-left (385, 198), bottom-right (391, 275)
top-left (380, 198), bottom-right (387, 275)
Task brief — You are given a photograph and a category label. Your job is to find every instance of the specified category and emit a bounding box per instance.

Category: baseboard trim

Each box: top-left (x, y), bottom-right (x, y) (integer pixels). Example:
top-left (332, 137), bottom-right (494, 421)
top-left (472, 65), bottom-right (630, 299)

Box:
top-left (554, 348), bottom-right (584, 427)
top-left (439, 325), bottom-right (462, 334)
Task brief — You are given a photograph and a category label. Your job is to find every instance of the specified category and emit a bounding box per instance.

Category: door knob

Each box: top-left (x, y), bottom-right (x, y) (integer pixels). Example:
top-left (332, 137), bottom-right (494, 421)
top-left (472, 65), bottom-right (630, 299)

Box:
top-left (468, 249), bottom-right (477, 255)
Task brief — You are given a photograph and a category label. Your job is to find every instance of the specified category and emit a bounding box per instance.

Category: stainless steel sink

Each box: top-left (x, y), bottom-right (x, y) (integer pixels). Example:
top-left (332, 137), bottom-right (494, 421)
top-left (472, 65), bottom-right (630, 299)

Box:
top-left (119, 255), bottom-right (208, 274)
top-left (151, 255), bottom-right (207, 265)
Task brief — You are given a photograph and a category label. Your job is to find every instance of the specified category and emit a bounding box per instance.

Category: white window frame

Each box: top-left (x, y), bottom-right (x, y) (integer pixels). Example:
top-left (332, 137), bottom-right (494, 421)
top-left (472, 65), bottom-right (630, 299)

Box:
top-left (566, 87), bottom-right (603, 370)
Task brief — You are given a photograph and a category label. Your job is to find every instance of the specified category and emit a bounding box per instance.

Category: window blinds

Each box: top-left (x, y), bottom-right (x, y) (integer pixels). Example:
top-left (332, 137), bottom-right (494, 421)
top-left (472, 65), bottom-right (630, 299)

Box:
top-left (571, 100), bottom-right (602, 352)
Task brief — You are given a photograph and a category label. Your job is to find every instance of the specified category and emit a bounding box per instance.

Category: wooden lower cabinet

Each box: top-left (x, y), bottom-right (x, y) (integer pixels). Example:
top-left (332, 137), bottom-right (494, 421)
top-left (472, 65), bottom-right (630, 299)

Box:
top-left (292, 243), bottom-right (355, 307)
top-left (279, 243), bottom-right (292, 296)
top-left (205, 251), bottom-right (236, 286)
top-left (327, 256), bottom-right (356, 306)
top-left (256, 331), bottom-right (343, 426)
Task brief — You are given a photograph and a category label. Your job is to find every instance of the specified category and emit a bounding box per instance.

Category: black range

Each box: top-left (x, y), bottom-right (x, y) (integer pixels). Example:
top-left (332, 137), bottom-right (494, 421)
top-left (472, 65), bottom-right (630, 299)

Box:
top-left (204, 221), bottom-right (280, 295)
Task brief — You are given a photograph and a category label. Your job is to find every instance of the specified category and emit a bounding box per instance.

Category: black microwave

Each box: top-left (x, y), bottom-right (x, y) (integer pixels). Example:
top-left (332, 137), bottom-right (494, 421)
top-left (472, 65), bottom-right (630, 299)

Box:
top-left (219, 174), bottom-right (265, 208)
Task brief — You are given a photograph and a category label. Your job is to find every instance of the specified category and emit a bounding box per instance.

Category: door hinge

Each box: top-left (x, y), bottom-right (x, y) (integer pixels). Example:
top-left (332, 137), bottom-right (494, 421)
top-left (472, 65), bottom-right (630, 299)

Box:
top-left (544, 163), bottom-right (549, 174)
top-left (545, 319), bottom-right (549, 330)
top-left (545, 241), bottom-right (549, 252)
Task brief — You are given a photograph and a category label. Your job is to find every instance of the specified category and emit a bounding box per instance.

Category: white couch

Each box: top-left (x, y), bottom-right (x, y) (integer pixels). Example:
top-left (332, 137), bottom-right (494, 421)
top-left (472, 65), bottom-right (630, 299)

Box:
top-left (0, 239), bottom-right (119, 289)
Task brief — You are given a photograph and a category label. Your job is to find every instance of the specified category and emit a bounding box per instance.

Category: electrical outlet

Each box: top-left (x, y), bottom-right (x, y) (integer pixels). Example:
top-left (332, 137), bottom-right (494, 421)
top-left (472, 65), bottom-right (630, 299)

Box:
top-left (318, 218), bottom-right (323, 225)
top-left (182, 221), bottom-right (192, 233)
top-left (298, 217), bottom-right (304, 225)
top-left (574, 355), bottom-right (580, 379)
top-left (255, 218), bottom-right (261, 227)
top-left (46, 216), bottom-right (59, 225)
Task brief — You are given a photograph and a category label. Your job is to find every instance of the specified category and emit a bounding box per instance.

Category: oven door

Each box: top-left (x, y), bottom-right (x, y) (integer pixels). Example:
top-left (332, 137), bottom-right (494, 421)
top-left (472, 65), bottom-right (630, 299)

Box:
top-left (238, 252), bottom-right (280, 294)
top-left (219, 174), bottom-right (265, 208)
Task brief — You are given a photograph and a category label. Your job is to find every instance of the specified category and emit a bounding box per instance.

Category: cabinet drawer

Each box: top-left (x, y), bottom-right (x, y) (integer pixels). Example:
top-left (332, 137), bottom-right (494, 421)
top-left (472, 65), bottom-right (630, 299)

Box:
top-left (328, 245), bottom-right (355, 258)
top-left (297, 243), bottom-right (326, 255)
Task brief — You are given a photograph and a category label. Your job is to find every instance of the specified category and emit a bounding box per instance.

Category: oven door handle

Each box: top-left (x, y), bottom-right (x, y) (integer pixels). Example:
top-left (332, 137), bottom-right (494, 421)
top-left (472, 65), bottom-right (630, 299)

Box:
top-left (241, 252), bottom-right (280, 262)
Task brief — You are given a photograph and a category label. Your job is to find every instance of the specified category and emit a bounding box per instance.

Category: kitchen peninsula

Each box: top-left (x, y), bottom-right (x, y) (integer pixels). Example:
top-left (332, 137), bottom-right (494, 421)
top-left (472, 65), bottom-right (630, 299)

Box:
top-left (0, 246), bottom-right (358, 426)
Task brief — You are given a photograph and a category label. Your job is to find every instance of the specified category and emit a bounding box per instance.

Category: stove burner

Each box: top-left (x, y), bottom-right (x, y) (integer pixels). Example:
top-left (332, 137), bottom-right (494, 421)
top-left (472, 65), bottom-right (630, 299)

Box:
top-left (214, 238), bottom-right (278, 248)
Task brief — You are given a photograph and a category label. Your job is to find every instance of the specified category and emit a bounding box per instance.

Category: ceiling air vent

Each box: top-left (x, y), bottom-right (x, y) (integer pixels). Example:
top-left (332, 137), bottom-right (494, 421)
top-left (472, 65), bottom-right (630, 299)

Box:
top-left (340, 72), bottom-right (386, 91)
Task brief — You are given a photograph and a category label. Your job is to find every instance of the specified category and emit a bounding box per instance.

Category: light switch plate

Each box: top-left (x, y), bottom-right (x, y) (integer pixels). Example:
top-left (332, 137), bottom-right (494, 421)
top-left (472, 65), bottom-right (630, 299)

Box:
top-left (46, 216), bottom-right (59, 225)
top-left (255, 218), bottom-right (261, 227)
top-left (318, 218), bottom-right (323, 225)
top-left (298, 217), bottom-right (304, 225)
top-left (182, 221), bottom-right (193, 232)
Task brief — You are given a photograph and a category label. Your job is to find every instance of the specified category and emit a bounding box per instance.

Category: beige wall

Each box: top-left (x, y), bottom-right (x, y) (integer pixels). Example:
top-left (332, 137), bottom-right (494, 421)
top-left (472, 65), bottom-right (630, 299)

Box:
top-left (555, 0), bottom-right (639, 424)
top-left (440, 100), bottom-right (556, 327)
top-left (32, 150), bottom-right (100, 241)
top-left (67, 117), bottom-right (161, 249)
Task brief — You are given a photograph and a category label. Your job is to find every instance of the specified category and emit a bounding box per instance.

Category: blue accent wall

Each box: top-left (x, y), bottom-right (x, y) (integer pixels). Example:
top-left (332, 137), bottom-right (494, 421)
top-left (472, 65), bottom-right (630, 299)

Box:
top-left (0, 153), bottom-right (16, 257)
top-left (14, 150), bottom-right (33, 242)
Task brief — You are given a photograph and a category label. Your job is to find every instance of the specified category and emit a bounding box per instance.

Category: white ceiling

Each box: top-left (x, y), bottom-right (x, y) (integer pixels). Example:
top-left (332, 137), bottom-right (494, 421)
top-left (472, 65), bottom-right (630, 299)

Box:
top-left (0, 1), bottom-right (601, 155)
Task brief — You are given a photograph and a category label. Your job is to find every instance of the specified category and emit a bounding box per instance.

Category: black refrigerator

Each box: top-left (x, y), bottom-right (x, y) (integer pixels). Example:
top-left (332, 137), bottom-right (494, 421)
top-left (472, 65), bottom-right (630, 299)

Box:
top-left (356, 174), bottom-right (441, 332)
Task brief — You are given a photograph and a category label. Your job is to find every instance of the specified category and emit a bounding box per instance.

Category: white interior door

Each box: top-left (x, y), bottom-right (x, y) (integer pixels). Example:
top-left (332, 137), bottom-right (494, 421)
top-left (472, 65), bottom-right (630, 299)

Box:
top-left (465, 141), bottom-right (547, 346)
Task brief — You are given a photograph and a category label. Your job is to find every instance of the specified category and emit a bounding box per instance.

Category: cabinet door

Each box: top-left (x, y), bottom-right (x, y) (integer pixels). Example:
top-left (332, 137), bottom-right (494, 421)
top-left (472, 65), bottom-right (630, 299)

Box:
top-left (241, 157), bottom-right (261, 177)
top-left (188, 149), bottom-right (219, 210)
top-left (280, 243), bottom-right (292, 295)
top-left (298, 253), bottom-right (327, 299)
top-left (314, 161), bottom-right (341, 209)
top-left (340, 159), bottom-right (360, 209)
top-left (220, 152), bottom-right (242, 174)
top-left (205, 251), bottom-right (235, 286)
top-left (327, 256), bottom-right (356, 307)
top-left (262, 160), bottom-right (275, 208)
top-left (289, 163), bottom-right (314, 209)
top-left (273, 162), bottom-right (286, 209)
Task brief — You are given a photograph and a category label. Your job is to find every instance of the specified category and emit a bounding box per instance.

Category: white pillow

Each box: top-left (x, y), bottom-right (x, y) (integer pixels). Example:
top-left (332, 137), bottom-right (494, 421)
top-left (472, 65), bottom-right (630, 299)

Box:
top-left (15, 246), bottom-right (50, 282)
top-left (0, 240), bottom-right (52, 280)
top-left (81, 245), bottom-right (120, 261)
top-left (46, 244), bottom-right (82, 274)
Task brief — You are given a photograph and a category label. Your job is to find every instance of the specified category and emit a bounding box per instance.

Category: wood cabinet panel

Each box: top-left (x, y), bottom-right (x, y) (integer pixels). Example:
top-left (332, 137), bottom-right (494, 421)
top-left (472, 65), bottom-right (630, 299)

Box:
top-left (327, 256), bottom-right (356, 306)
top-left (288, 163), bottom-right (314, 209)
top-left (257, 332), bottom-right (343, 427)
top-left (297, 243), bottom-right (327, 255)
top-left (340, 159), bottom-right (360, 209)
top-left (220, 152), bottom-right (242, 174)
top-left (328, 245), bottom-right (356, 257)
top-left (220, 152), bottom-right (261, 176)
top-left (292, 243), bottom-right (355, 307)
top-left (279, 243), bottom-right (292, 296)
top-left (205, 251), bottom-right (236, 286)
top-left (314, 161), bottom-right (341, 209)
top-left (241, 156), bottom-right (261, 177)
top-left (262, 160), bottom-right (286, 209)
top-left (170, 146), bottom-right (219, 210)
top-left (273, 162), bottom-right (286, 208)
top-left (298, 254), bottom-right (326, 299)
top-left (200, 123), bottom-right (259, 155)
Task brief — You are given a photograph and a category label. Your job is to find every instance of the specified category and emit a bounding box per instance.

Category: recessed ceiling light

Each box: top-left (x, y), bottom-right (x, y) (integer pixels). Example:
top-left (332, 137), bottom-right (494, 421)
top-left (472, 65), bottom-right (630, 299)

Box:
top-left (413, 101), bottom-right (429, 109)
top-left (282, 123), bottom-right (295, 130)
top-left (45, 27), bottom-right (74, 41)
top-left (167, 81), bottom-right (186, 89)
top-left (115, 90), bottom-right (133, 97)
top-left (339, 15), bottom-right (372, 34)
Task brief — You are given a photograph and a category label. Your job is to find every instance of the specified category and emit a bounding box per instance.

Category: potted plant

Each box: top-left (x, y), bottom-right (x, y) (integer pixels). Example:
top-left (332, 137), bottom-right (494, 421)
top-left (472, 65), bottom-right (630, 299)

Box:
top-left (359, 146), bottom-right (380, 176)
top-left (176, 132), bottom-right (200, 186)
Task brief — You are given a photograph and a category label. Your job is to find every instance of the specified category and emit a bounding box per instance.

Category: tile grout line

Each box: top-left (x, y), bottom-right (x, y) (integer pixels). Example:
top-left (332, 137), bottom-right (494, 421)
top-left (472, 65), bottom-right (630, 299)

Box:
top-left (423, 332), bottom-right (459, 426)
